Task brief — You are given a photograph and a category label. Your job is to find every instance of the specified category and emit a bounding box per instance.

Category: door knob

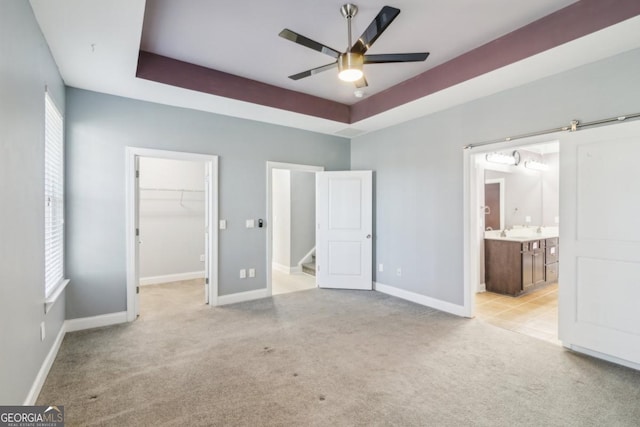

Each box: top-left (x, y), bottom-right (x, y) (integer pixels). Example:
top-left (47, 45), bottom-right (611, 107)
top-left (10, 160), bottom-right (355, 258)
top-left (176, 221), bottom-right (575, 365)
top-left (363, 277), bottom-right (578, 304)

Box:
top-left (366, 234), bottom-right (372, 239)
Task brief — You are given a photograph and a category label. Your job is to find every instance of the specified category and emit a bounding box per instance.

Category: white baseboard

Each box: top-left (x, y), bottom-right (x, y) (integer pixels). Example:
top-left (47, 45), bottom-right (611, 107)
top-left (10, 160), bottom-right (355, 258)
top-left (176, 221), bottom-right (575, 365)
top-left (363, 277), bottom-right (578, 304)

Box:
top-left (65, 311), bottom-right (128, 332)
top-left (25, 310), bottom-right (128, 404)
top-left (374, 282), bottom-right (468, 317)
top-left (217, 288), bottom-right (269, 306)
top-left (23, 322), bottom-right (67, 405)
top-left (272, 263), bottom-right (301, 274)
top-left (567, 344), bottom-right (640, 372)
top-left (139, 271), bottom-right (205, 286)
top-left (478, 282), bottom-right (487, 292)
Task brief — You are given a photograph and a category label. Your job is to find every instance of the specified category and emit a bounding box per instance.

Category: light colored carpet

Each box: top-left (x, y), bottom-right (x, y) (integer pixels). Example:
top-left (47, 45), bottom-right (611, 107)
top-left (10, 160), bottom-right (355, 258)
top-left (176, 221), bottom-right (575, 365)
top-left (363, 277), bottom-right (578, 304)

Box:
top-left (37, 282), bottom-right (640, 426)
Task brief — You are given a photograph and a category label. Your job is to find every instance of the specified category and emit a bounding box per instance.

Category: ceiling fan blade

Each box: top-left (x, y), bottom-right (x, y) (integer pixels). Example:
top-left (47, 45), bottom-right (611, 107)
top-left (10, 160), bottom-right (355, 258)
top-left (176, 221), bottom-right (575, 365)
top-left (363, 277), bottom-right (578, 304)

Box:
top-left (288, 62), bottom-right (338, 80)
top-left (279, 29), bottom-right (341, 59)
top-left (354, 76), bottom-right (368, 88)
top-left (350, 6), bottom-right (401, 55)
top-left (364, 52), bottom-right (430, 64)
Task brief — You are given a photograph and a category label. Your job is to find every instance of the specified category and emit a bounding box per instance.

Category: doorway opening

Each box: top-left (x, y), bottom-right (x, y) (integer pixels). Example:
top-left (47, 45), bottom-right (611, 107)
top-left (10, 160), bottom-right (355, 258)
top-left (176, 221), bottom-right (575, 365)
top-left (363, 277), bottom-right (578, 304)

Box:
top-left (266, 162), bottom-right (323, 296)
top-left (469, 141), bottom-right (560, 344)
top-left (125, 148), bottom-right (218, 321)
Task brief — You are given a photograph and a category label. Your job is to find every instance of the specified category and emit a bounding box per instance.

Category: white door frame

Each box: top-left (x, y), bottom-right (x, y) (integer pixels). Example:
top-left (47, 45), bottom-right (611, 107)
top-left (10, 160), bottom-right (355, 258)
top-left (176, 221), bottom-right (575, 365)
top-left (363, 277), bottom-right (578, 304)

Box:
top-left (125, 147), bottom-right (219, 321)
top-left (463, 136), bottom-right (560, 318)
top-left (266, 161), bottom-right (324, 296)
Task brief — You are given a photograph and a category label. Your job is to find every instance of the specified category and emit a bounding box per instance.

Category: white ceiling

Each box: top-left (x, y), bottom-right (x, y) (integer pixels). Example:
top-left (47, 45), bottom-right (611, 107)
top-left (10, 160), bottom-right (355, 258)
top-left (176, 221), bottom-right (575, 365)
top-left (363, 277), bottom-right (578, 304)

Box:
top-left (29, 0), bottom-right (640, 137)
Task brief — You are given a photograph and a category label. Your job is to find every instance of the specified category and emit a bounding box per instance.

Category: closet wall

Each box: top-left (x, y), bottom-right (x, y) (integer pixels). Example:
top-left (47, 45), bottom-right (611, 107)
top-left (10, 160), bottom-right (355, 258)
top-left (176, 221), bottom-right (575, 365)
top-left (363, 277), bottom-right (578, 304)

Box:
top-left (139, 158), bottom-right (206, 284)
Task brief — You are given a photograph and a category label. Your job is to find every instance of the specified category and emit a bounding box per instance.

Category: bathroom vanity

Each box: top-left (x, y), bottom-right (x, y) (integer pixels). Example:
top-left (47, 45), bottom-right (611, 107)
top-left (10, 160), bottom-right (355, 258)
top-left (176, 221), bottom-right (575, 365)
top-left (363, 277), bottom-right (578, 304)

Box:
top-left (485, 231), bottom-right (559, 296)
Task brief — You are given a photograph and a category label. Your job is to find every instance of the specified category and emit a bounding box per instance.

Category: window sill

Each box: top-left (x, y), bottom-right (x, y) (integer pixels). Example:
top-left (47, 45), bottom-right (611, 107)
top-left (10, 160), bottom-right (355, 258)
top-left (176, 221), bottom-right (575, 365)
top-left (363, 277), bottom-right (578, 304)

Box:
top-left (45, 279), bottom-right (70, 314)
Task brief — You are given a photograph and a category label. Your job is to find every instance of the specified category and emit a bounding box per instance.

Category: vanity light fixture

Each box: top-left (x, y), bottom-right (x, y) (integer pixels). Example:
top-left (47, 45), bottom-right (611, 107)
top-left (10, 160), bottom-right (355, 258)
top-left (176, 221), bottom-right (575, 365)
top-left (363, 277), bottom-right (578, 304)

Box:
top-left (486, 150), bottom-right (521, 166)
top-left (524, 160), bottom-right (549, 171)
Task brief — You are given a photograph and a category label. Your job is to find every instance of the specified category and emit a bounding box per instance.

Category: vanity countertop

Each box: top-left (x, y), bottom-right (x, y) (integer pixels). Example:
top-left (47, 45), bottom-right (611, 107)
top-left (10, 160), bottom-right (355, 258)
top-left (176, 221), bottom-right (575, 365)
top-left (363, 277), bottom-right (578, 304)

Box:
top-left (484, 227), bottom-right (559, 242)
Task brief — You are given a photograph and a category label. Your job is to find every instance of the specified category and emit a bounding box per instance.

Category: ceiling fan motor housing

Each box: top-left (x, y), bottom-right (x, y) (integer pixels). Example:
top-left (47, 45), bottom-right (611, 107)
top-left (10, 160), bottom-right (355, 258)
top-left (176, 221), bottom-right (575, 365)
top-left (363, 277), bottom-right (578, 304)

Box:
top-left (338, 52), bottom-right (364, 81)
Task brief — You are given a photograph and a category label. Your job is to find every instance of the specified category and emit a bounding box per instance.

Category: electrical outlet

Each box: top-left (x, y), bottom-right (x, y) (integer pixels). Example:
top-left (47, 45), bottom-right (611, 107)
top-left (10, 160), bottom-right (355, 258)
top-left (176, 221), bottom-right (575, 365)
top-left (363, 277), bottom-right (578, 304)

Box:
top-left (199, 254), bottom-right (205, 262)
top-left (249, 268), bottom-right (255, 278)
top-left (246, 219), bottom-right (255, 228)
top-left (240, 269), bottom-right (247, 279)
top-left (379, 263), bottom-right (384, 272)
top-left (219, 219), bottom-right (227, 229)
top-left (40, 322), bottom-right (46, 341)
top-left (396, 268), bottom-right (402, 277)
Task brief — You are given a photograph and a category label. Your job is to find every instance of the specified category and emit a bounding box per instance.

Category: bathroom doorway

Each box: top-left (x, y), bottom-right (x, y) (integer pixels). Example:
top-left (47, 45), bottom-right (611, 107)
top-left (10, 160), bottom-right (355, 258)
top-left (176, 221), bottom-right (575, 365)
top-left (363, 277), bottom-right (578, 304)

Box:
top-left (473, 141), bottom-right (560, 344)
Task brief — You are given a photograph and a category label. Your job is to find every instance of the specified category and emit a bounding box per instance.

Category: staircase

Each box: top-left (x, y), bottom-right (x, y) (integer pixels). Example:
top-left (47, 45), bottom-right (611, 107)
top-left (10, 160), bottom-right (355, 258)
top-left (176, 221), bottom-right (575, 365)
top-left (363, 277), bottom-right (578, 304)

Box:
top-left (301, 253), bottom-right (316, 276)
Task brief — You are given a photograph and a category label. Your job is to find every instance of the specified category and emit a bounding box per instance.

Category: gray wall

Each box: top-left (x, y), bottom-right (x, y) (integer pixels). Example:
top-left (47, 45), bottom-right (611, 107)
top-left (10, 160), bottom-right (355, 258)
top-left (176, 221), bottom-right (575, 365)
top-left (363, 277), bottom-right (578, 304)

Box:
top-left (290, 171), bottom-right (316, 266)
top-left (0, 1), bottom-right (66, 404)
top-left (139, 158), bottom-right (206, 279)
top-left (351, 48), bottom-right (640, 306)
top-left (65, 88), bottom-right (350, 318)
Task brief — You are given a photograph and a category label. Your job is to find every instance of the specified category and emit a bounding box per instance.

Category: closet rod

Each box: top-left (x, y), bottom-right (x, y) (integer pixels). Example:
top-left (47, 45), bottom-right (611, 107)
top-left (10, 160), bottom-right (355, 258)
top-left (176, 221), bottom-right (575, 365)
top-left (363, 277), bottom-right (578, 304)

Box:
top-left (464, 112), bottom-right (640, 150)
top-left (139, 187), bottom-right (204, 192)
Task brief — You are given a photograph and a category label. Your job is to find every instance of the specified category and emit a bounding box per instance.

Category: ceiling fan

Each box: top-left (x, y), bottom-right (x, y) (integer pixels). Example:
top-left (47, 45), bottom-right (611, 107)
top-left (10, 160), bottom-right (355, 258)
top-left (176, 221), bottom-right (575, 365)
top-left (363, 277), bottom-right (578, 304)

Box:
top-left (279, 4), bottom-right (429, 88)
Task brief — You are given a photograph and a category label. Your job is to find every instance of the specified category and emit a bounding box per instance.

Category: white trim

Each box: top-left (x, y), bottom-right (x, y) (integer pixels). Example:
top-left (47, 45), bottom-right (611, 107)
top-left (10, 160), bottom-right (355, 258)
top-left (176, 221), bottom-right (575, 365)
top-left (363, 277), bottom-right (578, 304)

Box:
top-left (272, 262), bottom-right (301, 274)
top-left (478, 282), bottom-right (487, 293)
top-left (139, 271), bottom-right (205, 286)
top-left (374, 282), bottom-right (469, 317)
top-left (217, 288), bottom-right (269, 306)
top-left (44, 278), bottom-right (70, 314)
top-left (567, 344), bottom-right (640, 372)
top-left (266, 161), bottom-right (324, 297)
top-left (23, 322), bottom-right (66, 405)
top-left (65, 311), bottom-right (128, 333)
top-left (126, 147), bottom-right (219, 322)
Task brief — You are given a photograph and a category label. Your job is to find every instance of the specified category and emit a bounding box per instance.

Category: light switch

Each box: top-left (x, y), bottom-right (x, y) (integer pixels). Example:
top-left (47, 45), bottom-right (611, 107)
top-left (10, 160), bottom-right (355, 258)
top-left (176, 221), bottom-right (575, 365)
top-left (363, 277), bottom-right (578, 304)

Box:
top-left (240, 269), bottom-right (246, 279)
top-left (219, 219), bottom-right (227, 229)
top-left (379, 264), bottom-right (384, 272)
top-left (246, 219), bottom-right (255, 228)
top-left (525, 216), bottom-right (532, 223)
top-left (249, 268), bottom-right (255, 278)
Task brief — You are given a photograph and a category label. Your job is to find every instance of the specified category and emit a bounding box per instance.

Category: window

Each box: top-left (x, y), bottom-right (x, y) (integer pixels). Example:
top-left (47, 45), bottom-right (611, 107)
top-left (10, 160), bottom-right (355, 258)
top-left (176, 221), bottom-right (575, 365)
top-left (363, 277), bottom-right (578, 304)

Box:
top-left (44, 92), bottom-right (65, 297)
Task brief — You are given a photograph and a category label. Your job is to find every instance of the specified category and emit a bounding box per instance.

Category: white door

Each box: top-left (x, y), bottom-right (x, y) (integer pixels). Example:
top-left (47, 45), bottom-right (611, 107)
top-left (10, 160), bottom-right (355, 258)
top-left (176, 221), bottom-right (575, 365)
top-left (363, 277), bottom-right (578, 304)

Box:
top-left (316, 171), bottom-right (373, 290)
top-left (559, 120), bottom-right (640, 367)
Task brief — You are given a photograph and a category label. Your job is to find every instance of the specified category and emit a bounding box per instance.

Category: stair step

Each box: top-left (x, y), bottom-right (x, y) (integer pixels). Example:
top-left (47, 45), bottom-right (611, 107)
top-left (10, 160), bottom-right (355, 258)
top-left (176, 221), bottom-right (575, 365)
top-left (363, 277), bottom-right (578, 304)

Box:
top-left (302, 262), bottom-right (316, 277)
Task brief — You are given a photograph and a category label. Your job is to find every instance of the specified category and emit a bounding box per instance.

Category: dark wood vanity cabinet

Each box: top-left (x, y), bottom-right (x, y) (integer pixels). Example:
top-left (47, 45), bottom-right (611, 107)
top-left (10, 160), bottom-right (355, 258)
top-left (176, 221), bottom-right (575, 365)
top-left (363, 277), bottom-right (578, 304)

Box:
top-left (485, 237), bottom-right (559, 296)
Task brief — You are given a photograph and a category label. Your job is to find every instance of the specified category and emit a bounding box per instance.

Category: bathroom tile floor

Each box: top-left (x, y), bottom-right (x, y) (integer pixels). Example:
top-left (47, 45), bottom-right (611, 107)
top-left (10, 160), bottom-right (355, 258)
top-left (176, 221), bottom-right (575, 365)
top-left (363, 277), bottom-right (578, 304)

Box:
top-left (475, 283), bottom-right (559, 345)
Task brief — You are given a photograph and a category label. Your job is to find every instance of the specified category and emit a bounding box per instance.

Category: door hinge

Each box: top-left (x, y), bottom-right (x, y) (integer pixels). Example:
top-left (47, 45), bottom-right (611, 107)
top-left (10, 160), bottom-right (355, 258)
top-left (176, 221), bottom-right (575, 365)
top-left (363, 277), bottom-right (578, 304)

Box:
top-left (205, 278), bottom-right (209, 285)
top-left (317, 265), bottom-right (320, 272)
top-left (136, 228), bottom-right (139, 236)
top-left (136, 170), bottom-right (140, 178)
top-left (136, 286), bottom-right (140, 294)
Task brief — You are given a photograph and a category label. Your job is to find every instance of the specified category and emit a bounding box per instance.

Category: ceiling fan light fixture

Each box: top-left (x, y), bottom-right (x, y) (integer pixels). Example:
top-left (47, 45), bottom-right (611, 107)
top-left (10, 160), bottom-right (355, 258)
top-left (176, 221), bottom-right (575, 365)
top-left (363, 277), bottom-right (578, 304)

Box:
top-left (338, 52), bottom-right (363, 82)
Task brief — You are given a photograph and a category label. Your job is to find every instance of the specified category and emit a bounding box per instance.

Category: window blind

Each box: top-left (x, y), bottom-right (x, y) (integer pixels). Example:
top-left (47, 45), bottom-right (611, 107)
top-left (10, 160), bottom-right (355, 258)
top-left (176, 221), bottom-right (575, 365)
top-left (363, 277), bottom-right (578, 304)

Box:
top-left (44, 92), bottom-right (64, 297)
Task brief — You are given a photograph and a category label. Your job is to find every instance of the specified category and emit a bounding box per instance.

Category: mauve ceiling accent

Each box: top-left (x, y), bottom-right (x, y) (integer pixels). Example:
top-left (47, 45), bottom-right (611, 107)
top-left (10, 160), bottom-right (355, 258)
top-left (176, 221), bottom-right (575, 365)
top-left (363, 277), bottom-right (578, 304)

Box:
top-left (350, 0), bottom-right (640, 123)
top-left (136, 51), bottom-right (350, 124)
